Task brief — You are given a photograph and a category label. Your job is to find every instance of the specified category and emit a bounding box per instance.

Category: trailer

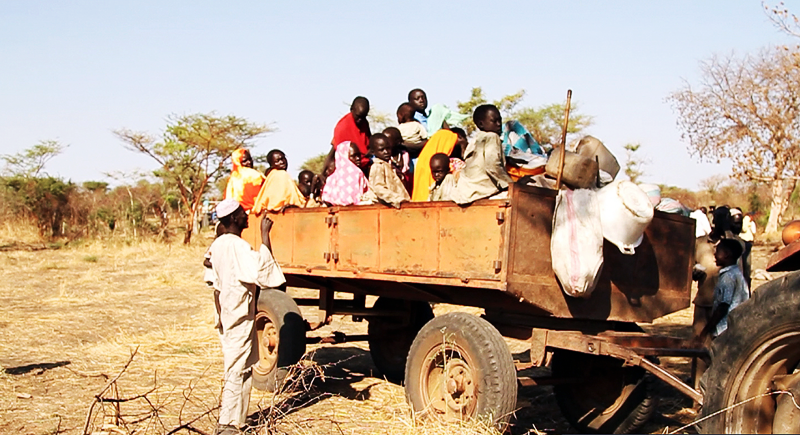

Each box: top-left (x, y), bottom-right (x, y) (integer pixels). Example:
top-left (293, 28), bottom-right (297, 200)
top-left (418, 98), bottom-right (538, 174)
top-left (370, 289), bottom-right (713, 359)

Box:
top-left (239, 183), bottom-right (775, 433)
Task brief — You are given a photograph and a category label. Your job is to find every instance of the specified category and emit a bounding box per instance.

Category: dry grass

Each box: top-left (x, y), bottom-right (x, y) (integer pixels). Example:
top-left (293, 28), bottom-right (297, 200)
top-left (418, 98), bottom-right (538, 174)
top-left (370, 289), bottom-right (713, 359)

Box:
top-left (5, 234), bottom-right (779, 434)
top-left (0, 220), bottom-right (44, 247)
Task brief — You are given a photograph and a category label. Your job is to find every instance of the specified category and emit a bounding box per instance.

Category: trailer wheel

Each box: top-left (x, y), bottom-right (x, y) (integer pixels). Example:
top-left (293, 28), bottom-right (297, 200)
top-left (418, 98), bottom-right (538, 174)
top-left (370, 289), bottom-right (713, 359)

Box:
top-left (367, 298), bottom-right (434, 382)
top-left (404, 312), bottom-right (517, 429)
top-left (699, 271), bottom-right (800, 434)
top-left (252, 289), bottom-right (307, 392)
top-left (552, 350), bottom-right (656, 434)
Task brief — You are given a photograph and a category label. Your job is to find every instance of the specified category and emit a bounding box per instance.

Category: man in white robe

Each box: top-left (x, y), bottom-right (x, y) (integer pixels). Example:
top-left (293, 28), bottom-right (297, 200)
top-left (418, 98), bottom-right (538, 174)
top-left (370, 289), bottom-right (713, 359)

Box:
top-left (206, 199), bottom-right (285, 434)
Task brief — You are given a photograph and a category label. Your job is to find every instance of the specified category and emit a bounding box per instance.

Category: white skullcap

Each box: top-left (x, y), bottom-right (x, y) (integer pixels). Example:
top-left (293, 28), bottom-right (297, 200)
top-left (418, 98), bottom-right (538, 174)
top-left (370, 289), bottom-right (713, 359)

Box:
top-left (216, 199), bottom-right (240, 218)
top-left (730, 208), bottom-right (743, 217)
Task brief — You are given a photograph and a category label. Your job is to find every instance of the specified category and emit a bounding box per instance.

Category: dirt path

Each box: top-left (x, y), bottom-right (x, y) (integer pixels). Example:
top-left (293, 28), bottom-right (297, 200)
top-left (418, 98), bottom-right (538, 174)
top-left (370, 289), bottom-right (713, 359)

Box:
top-left (0, 240), bottom-right (781, 434)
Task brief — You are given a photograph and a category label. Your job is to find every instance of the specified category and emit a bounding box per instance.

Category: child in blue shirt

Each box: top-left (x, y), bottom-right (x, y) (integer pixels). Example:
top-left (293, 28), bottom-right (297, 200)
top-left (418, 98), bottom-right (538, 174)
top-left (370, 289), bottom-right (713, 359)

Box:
top-left (701, 238), bottom-right (750, 338)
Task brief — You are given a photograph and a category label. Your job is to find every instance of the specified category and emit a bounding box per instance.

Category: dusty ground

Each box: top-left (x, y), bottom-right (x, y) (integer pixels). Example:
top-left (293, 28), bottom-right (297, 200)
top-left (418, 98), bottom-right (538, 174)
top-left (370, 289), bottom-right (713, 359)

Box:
top-left (0, 231), bottom-right (782, 435)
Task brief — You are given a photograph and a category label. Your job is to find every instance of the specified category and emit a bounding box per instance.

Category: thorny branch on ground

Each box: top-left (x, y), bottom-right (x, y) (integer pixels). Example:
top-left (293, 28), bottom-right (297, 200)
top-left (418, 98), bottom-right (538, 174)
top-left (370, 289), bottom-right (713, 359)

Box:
top-left (82, 350), bottom-right (369, 435)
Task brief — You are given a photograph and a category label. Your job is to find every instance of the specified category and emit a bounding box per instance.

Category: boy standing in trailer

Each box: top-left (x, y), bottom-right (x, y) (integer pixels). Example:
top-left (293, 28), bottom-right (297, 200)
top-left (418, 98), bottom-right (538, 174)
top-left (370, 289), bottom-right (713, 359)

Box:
top-left (408, 88), bottom-right (429, 131)
top-left (205, 199), bottom-right (285, 435)
top-left (324, 96), bottom-right (372, 172)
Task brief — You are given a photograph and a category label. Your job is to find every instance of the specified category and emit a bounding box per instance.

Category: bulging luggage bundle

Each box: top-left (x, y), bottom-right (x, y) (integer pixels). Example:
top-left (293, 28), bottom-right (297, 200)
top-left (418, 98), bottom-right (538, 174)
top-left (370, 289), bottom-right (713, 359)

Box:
top-left (596, 180), bottom-right (654, 255)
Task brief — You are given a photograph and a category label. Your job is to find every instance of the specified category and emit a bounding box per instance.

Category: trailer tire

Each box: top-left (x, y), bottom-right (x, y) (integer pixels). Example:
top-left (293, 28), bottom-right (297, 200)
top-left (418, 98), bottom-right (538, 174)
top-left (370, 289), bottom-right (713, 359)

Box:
top-left (699, 271), bottom-right (800, 434)
top-left (404, 312), bottom-right (517, 430)
top-left (367, 298), bottom-right (434, 383)
top-left (252, 289), bottom-right (307, 392)
top-left (552, 350), bottom-right (656, 434)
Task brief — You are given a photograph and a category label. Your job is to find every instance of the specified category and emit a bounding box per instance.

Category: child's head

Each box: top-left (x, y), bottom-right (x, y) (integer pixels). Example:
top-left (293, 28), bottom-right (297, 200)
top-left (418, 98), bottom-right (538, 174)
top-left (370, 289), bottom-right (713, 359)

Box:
top-left (449, 127), bottom-right (468, 159)
top-left (350, 96), bottom-right (370, 125)
top-left (430, 153), bottom-right (450, 184)
top-left (473, 104), bottom-right (502, 135)
top-left (397, 103), bottom-right (416, 124)
top-left (711, 206), bottom-right (731, 236)
top-left (730, 209), bottom-right (744, 235)
top-left (369, 133), bottom-right (392, 162)
top-left (408, 88), bottom-right (428, 114)
top-left (715, 238), bottom-right (743, 268)
top-left (298, 170), bottom-right (315, 197)
top-left (383, 127), bottom-right (402, 151)
top-left (324, 159), bottom-right (336, 177)
top-left (348, 142), bottom-right (362, 166)
top-left (267, 149), bottom-right (288, 171)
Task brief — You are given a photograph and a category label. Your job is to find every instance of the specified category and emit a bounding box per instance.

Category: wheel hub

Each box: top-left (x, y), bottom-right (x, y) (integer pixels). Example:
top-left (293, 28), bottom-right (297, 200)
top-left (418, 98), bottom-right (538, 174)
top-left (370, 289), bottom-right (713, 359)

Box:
top-left (420, 347), bottom-right (479, 420)
top-left (772, 371), bottom-right (800, 433)
top-left (443, 359), bottom-right (475, 414)
top-left (254, 313), bottom-right (278, 376)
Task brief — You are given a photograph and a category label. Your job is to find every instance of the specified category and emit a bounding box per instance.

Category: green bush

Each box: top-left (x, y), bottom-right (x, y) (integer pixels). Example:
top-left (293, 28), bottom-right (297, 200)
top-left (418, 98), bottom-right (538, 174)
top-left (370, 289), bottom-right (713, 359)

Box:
top-left (1, 175), bottom-right (74, 237)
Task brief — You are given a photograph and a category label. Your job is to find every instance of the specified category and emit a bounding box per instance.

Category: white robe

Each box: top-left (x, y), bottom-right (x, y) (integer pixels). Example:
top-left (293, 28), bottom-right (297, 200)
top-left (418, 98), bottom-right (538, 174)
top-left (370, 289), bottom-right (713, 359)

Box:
top-left (207, 234), bottom-right (285, 427)
top-left (451, 131), bottom-right (513, 205)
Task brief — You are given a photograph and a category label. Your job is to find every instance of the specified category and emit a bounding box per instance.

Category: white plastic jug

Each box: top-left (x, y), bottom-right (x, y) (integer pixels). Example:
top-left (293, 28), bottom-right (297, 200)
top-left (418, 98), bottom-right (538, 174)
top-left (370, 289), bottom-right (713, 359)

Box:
top-left (596, 180), bottom-right (654, 255)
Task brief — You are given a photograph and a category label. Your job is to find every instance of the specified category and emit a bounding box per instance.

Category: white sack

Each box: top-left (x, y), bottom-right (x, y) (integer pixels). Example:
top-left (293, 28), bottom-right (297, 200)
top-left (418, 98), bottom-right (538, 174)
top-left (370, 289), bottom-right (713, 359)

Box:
top-left (551, 189), bottom-right (604, 298)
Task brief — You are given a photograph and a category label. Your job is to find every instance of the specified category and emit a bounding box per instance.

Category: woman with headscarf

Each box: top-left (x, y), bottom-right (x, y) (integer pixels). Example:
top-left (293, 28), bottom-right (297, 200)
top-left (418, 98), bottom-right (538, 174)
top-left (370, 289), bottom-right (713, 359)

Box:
top-left (321, 142), bottom-right (368, 206)
top-left (224, 149), bottom-right (265, 212)
top-left (411, 129), bottom-right (467, 201)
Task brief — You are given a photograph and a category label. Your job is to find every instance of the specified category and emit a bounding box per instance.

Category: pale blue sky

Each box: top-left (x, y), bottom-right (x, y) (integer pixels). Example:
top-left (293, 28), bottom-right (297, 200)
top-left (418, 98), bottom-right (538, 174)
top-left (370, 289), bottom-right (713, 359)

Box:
top-left (1, 1), bottom-right (796, 189)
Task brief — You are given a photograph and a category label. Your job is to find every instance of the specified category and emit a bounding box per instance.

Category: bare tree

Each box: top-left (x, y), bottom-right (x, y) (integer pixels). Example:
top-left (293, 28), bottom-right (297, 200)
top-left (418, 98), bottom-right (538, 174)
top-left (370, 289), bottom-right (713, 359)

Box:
top-left (764, 1), bottom-right (800, 38)
top-left (668, 47), bottom-right (800, 234)
top-left (116, 113), bottom-right (273, 244)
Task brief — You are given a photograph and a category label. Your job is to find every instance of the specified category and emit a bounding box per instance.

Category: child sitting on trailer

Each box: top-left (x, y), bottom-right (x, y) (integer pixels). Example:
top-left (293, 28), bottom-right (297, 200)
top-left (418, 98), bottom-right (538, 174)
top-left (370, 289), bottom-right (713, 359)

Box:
top-left (362, 133), bottom-right (410, 208)
top-left (297, 170), bottom-right (321, 208)
top-left (428, 153), bottom-right (456, 202)
top-left (321, 142), bottom-right (369, 206)
top-left (251, 149), bottom-right (306, 214)
top-left (383, 126), bottom-right (413, 194)
top-left (450, 105), bottom-right (513, 205)
top-left (448, 127), bottom-right (468, 176)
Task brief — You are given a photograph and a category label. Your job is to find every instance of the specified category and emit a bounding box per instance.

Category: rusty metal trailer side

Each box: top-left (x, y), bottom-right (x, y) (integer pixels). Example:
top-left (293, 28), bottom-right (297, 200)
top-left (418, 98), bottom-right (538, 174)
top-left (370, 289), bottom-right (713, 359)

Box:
top-left (243, 183), bottom-right (695, 323)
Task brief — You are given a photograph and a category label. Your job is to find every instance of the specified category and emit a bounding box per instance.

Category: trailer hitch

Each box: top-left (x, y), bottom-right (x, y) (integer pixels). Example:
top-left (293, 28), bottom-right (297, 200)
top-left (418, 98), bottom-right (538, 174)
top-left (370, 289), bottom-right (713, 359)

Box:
top-left (544, 330), bottom-right (705, 405)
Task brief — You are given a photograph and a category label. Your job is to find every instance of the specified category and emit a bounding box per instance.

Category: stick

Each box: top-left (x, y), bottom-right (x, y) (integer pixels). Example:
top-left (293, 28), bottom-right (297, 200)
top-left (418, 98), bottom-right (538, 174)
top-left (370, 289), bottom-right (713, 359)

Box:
top-left (555, 89), bottom-right (573, 190)
top-left (83, 346), bottom-right (139, 435)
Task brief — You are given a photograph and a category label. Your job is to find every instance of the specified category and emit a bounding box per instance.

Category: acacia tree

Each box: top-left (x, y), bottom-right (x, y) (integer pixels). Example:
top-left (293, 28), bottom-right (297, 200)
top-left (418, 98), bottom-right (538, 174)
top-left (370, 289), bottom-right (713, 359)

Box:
top-left (668, 47), bottom-right (800, 235)
top-left (457, 87), bottom-right (593, 146)
top-left (1, 141), bottom-right (75, 237)
top-left (116, 113), bottom-right (273, 244)
top-left (1, 140), bottom-right (65, 177)
top-left (623, 143), bottom-right (646, 183)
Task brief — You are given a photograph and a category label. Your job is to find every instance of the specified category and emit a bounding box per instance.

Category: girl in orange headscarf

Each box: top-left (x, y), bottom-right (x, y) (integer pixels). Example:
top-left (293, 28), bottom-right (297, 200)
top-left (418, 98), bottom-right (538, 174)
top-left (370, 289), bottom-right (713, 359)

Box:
top-left (224, 149), bottom-right (265, 212)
